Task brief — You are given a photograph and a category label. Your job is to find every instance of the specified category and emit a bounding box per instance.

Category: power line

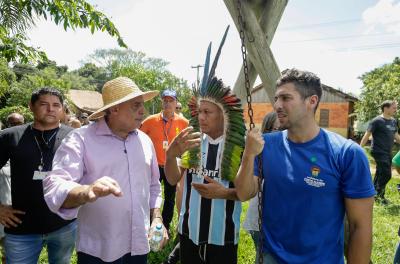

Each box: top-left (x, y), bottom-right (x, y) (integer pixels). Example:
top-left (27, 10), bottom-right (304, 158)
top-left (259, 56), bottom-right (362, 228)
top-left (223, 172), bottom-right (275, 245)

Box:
top-left (280, 18), bottom-right (400, 31)
top-left (280, 32), bottom-right (394, 43)
top-left (280, 18), bottom-right (362, 30)
top-left (333, 42), bottom-right (400, 52)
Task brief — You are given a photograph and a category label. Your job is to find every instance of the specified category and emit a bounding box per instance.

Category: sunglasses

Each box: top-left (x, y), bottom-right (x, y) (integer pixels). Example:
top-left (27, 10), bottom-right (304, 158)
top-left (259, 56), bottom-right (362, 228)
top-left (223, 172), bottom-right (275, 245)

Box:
top-left (176, 107), bottom-right (182, 110)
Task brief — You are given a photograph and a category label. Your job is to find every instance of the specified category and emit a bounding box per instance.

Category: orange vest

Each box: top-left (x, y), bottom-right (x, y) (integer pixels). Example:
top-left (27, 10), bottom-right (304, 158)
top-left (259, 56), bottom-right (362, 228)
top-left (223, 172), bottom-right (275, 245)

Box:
top-left (140, 113), bottom-right (189, 165)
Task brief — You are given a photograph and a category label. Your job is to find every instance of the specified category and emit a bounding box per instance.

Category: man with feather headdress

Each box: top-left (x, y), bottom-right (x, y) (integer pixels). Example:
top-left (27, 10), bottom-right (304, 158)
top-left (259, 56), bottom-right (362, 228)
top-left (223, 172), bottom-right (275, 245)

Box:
top-left (164, 26), bottom-right (246, 264)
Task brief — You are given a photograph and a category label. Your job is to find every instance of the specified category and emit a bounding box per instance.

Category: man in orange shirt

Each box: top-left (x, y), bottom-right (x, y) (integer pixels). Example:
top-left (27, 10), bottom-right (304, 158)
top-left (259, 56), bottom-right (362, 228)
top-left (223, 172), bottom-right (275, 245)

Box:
top-left (141, 89), bottom-right (188, 232)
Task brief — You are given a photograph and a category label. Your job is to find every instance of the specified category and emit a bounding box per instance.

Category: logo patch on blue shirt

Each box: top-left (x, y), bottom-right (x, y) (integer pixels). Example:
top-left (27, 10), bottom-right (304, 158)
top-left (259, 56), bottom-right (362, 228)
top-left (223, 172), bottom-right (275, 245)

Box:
top-left (304, 166), bottom-right (325, 188)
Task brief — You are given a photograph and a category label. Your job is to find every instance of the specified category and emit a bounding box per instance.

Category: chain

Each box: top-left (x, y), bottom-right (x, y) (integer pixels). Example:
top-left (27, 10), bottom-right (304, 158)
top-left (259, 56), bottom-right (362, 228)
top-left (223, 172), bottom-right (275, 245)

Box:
top-left (236, 0), bottom-right (255, 130)
top-left (236, 1), bottom-right (264, 264)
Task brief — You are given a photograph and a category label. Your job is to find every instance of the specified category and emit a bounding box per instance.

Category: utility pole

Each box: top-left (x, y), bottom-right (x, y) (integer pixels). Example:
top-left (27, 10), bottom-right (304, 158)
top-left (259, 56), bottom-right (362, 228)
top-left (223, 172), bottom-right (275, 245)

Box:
top-left (191, 64), bottom-right (204, 89)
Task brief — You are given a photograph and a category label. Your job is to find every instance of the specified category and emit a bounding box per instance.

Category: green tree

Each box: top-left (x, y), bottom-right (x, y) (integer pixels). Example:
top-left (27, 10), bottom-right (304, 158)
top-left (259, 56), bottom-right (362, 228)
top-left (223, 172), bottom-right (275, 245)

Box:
top-left (12, 63), bottom-right (38, 80)
top-left (76, 62), bottom-right (109, 91)
top-left (355, 57), bottom-right (400, 122)
top-left (61, 72), bottom-right (96, 91)
top-left (0, 58), bottom-right (16, 99)
top-left (1, 59), bottom-right (96, 116)
top-left (0, 0), bottom-right (127, 63)
top-left (84, 49), bottom-right (192, 115)
top-left (86, 49), bottom-right (168, 71)
top-left (37, 59), bottom-right (68, 76)
top-left (6, 67), bottom-right (70, 107)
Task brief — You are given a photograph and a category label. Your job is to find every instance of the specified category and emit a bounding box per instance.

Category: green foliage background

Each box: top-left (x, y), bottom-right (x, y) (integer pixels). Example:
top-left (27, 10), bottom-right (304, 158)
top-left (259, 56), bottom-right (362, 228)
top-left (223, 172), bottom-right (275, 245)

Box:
top-left (82, 49), bottom-right (193, 116)
top-left (0, 0), bottom-right (126, 63)
top-left (0, 49), bottom-right (193, 124)
top-left (355, 57), bottom-right (400, 122)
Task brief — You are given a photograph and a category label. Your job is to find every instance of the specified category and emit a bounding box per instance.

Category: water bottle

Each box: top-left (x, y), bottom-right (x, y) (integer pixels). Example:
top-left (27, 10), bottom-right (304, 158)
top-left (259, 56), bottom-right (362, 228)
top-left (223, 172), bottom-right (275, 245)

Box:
top-left (149, 223), bottom-right (164, 252)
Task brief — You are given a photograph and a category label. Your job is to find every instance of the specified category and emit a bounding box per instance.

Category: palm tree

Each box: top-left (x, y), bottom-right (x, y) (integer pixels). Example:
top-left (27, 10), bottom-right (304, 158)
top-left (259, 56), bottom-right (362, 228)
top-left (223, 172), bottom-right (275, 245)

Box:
top-left (0, 0), bottom-right (35, 34)
top-left (0, 0), bottom-right (126, 63)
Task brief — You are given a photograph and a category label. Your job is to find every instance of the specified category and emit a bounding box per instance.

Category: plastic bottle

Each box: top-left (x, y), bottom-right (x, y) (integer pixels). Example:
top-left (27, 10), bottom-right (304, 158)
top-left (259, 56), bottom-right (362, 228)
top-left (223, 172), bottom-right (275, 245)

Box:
top-left (149, 223), bottom-right (164, 252)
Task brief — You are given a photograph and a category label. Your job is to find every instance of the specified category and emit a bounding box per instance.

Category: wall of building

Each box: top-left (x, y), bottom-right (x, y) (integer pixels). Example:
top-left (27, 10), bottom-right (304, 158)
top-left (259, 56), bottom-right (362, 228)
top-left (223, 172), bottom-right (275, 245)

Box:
top-left (243, 102), bottom-right (351, 137)
top-left (243, 103), bottom-right (274, 128)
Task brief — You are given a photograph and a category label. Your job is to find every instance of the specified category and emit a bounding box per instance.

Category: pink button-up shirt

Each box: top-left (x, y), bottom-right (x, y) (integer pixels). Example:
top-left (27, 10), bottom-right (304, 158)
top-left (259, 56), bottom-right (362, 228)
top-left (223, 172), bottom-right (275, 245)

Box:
top-left (43, 118), bottom-right (162, 262)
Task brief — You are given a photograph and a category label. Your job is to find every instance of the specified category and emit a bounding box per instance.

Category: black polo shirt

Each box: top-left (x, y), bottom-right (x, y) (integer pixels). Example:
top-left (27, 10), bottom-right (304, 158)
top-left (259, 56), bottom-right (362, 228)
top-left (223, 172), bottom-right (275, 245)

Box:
top-left (0, 123), bottom-right (75, 234)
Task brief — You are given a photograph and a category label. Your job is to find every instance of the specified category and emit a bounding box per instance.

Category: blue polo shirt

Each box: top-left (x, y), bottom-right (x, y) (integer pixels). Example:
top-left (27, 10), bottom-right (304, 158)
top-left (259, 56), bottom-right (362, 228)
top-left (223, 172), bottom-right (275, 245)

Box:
top-left (255, 129), bottom-right (375, 263)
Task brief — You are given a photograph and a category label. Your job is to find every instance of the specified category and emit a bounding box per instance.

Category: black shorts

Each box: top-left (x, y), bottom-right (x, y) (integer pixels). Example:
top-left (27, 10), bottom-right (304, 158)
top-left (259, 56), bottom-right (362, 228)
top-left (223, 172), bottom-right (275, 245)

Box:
top-left (179, 234), bottom-right (238, 264)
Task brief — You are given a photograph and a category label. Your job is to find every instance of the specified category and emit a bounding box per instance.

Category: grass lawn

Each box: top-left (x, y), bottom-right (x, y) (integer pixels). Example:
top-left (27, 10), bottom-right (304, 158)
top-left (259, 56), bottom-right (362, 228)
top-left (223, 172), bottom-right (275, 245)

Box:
top-left (33, 177), bottom-right (400, 264)
top-left (372, 175), bottom-right (400, 263)
top-left (8, 150), bottom-right (400, 263)
top-left (34, 204), bottom-right (258, 264)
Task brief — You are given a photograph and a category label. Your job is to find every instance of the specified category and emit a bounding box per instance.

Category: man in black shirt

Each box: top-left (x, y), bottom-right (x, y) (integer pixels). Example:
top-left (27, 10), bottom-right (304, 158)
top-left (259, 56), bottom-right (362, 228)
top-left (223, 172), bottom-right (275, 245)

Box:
top-left (0, 88), bottom-right (76, 263)
top-left (361, 100), bottom-right (400, 204)
top-left (0, 113), bottom-right (24, 264)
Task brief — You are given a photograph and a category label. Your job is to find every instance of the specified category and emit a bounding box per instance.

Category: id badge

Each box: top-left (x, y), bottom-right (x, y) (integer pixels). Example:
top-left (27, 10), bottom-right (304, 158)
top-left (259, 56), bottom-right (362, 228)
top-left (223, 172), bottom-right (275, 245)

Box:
top-left (162, 140), bottom-right (169, 150)
top-left (33, 170), bottom-right (48, 180)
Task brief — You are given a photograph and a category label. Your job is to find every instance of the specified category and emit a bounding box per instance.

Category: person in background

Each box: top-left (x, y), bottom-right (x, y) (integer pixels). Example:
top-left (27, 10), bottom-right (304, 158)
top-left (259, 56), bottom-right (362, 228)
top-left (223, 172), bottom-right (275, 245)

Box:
top-left (78, 112), bottom-right (89, 126)
top-left (175, 102), bottom-right (184, 118)
top-left (242, 111), bottom-right (281, 263)
top-left (162, 177), bottom-right (183, 264)
top-left (6, 113), bottom-right (24, 128)
top-left (69, 117), bottom-right (82, 129)
top-left (360, 100), bottom-right (400, 204)
top-left (62, 103), bottom-right (81, 129)
top-left (140, 89), bottom-right (189, 234)
top-left (43, 77), bottom-right (167, 263)
top-left (62, 103), bottom-right (72, 124)
top-left (0, 88), bottom-right (76, 264)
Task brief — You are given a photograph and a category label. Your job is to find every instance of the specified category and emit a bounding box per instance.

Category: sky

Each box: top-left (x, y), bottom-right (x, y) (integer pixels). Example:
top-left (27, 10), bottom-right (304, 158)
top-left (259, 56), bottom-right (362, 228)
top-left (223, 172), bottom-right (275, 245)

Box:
top-left (27, 0), bottom-right (400, 96)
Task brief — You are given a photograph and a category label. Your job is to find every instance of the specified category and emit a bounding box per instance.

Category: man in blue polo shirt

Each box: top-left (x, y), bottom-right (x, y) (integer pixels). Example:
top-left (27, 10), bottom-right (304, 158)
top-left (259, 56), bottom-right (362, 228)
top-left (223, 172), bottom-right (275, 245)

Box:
top-left (236, 68), bottom-right (375, 263)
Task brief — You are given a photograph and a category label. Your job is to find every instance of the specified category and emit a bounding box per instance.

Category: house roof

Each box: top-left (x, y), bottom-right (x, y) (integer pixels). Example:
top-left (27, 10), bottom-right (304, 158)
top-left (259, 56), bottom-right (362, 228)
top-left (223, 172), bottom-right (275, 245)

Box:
top-left (251, 83), bottom-right (358, 102)
top-left (67, 89), bottom-right (103, 113)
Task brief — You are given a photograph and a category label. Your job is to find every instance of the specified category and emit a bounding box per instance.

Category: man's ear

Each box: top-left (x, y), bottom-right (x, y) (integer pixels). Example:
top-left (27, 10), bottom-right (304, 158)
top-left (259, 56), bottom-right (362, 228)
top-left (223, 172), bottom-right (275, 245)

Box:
top-left (308, 95), bottom-right (319, 110)
top-left (28, 102), bottom-right (33, 111)
top-left (109, 105), bottom-right (119, 115)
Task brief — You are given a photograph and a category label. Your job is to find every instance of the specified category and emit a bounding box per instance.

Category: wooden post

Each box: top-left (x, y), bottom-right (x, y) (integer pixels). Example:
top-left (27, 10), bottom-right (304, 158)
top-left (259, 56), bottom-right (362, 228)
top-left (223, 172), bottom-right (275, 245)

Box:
top-left (223, 0), bottom-right (288, 102)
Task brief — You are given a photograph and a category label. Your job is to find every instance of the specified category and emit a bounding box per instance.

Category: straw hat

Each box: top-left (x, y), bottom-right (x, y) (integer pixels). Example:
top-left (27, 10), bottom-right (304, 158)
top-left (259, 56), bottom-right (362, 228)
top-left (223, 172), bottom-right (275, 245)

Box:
top-left (88, 77), bottom-right (159, 120)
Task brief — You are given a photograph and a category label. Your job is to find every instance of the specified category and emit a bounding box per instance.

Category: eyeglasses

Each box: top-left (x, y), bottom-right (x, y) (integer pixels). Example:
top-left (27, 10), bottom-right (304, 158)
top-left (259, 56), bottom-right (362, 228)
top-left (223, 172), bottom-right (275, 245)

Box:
top-left (176, 107), bottom-right (182, 110)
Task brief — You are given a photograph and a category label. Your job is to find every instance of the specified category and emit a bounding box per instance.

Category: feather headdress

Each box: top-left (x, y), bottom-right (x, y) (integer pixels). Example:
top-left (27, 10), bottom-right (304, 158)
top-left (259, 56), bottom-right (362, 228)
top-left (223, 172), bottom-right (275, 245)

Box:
top-left (181, 26), bottom-right (246, 182)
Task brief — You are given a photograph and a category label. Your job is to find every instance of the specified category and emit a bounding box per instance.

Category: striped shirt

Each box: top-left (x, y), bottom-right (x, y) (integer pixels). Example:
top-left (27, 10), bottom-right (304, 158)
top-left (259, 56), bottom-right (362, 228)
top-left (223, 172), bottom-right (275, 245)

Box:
top-left (178, 134), bottom-right (241, 246)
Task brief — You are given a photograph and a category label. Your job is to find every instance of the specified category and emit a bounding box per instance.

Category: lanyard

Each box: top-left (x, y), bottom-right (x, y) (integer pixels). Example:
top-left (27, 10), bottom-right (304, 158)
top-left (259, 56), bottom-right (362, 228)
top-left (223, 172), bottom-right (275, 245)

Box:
top-left (33, 135), bottom-right (45, 171)
top-left (162, 114), bottom-right (174, 142)
top-left (31, 125), bottom-right (58, 171)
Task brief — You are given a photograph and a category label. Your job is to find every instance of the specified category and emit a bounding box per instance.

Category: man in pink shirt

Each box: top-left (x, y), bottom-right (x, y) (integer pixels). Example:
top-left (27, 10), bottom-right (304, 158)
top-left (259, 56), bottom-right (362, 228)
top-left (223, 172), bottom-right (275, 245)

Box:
top-left (43, 77), bottom-right (167, 263)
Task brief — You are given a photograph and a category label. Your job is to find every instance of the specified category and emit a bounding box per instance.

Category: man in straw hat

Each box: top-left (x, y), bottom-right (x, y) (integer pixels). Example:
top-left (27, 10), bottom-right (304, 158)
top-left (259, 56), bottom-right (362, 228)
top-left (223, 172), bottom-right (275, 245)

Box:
top-left (43, 77), bottom-right (167, 263)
